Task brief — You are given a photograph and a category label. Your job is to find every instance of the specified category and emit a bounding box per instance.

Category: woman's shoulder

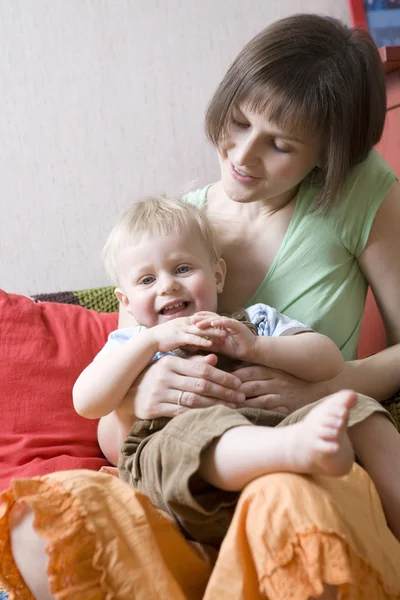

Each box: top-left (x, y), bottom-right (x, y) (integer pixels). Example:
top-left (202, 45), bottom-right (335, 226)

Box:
top-left (325, 150), bottom-right (397, 256)
top-left (345, 149), bottom-right (395, 188)
top-left (336, 150), bottom-right (396, 209)
top-left (300, 150), bottom-right (395, 208)
top-left (183, 184), bottom-right (213, 208)
top-left (295, 151), bottom-right (397, 257)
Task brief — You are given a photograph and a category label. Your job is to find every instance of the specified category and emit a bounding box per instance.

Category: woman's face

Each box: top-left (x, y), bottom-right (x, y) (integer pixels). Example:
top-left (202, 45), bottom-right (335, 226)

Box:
top-left (218, 104), bottom-right (322, 206)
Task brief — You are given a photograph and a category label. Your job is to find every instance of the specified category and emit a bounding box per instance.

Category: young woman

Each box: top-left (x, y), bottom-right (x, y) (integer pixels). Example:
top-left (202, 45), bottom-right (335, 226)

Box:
top-left (2, 13), bottom-right (400, 600)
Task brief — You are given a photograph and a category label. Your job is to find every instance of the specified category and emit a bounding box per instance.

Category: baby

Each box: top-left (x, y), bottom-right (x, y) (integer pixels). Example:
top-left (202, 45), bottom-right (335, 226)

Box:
top-left (73, 195), bottom-right (400, 545)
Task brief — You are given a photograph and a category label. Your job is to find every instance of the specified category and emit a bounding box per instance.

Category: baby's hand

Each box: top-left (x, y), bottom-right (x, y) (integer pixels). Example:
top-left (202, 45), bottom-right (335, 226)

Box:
top-left (149, 316), bottom-right (227, 353)
top-left (193, 314), bottom-right (257, 361)
top-left (191, 311), bottom-right (221, 323)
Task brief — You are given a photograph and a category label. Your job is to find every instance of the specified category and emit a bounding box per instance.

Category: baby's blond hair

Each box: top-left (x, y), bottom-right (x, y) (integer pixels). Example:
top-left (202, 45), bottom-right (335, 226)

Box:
top-left (103, 195), bottom-right (221, 284)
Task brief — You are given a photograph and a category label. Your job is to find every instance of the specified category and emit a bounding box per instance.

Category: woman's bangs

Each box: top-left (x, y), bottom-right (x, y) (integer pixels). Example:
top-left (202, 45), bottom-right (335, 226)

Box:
top-left (240, 79), bottom-right (327, 140)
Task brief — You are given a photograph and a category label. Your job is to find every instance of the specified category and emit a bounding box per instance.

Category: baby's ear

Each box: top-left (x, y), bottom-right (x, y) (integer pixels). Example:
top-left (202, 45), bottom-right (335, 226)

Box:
top-left (115, 288), bottom-right (131, 314)
top-left (215, 258), bottom-right (227, 293)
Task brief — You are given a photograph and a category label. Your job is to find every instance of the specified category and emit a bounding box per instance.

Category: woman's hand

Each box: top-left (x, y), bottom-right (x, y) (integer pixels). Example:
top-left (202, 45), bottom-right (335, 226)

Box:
top-left (126, 353), bottom-right (246, 420)
top-left (233, 364), bottom-right (329, 414)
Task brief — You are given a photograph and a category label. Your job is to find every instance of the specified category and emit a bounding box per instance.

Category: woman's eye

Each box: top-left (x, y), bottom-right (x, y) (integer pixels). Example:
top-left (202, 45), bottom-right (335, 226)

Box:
top-left (232, 117), bottom-right (249, 129)
top-left (272, 140), bottom-right (291, 154)
top-left (176, 265), bottom-right (191, 274)
top-left (140, 276), bottom-right (155, 285)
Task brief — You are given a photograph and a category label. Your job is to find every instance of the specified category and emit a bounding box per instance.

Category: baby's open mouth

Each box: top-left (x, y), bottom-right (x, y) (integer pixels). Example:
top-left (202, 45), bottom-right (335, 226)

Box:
top-left (159, 301), bottom-right (190, 315)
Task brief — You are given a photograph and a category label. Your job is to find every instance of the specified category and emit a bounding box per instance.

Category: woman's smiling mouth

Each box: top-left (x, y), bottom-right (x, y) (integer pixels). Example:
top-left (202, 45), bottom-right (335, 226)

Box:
top-left (230, 161), bottom-right (260, 184)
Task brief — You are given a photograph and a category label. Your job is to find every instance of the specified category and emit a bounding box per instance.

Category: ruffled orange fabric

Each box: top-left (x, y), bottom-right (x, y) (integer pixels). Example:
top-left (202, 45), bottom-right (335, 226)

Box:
top-left (0, 489), bottom-right (34, 600)
top-left (0, 470), bottom-right (213, 600)
top-left (1, 466), bottom-right (400, 600)
top-left (203, 467), bottom-right (400, 599)
top-left (206, 526), bottom-right (400, 599)
top-left (0, 478), bottom-right (113, 599)
top-left (261, 530), bottom-right (400, 599)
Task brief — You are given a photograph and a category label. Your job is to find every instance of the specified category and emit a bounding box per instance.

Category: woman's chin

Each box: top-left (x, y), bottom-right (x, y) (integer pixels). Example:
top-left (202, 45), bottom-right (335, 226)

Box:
top-left (221, 174), bottom-right (263, 203)
top-left (223, 184), bottom-right (260, 203)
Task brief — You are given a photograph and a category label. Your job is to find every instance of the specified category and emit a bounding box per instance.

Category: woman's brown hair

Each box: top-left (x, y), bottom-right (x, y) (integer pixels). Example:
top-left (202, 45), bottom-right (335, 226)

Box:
top-left (205, 14), bottom-right (386, 212)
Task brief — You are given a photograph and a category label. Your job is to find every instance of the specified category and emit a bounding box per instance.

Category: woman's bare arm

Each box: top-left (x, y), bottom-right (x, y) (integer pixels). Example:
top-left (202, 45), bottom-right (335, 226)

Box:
top-left (324, 180), bottom-right (400, 400)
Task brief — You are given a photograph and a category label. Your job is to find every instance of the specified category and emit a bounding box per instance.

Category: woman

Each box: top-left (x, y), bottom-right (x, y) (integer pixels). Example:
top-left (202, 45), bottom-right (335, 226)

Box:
top-left (2, 13), bottom-right (400, 600)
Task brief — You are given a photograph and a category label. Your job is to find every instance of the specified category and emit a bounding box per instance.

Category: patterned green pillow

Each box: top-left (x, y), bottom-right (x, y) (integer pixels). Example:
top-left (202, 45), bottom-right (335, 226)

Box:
top-left (32, 286), bottom-right (118, 313)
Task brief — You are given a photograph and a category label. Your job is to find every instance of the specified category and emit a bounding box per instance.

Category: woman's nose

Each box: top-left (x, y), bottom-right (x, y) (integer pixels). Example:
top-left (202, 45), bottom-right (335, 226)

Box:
top-left (234, 133), bottom-right (260, 167)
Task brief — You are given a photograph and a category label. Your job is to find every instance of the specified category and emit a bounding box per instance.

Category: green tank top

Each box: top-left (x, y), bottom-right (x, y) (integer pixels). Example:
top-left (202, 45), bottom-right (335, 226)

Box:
top-left (184, 150), bottom-right (396, 360)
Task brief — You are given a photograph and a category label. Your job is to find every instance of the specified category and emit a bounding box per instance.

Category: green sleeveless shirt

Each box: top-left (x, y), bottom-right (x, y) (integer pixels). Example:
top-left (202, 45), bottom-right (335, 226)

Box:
top-left (184, 150), bottom-right (396, 360)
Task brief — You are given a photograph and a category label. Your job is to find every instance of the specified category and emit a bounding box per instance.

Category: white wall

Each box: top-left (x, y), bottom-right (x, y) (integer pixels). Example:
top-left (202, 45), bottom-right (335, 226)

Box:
top-left (0, 0), bottom-right (350, 295)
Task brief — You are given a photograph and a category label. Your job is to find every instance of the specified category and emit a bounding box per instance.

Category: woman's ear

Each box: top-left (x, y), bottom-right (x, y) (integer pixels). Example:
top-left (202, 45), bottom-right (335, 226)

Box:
top-left (115, 288), bottom-right (131, 314)
top-left (215, 258), bottom-right (227, 294)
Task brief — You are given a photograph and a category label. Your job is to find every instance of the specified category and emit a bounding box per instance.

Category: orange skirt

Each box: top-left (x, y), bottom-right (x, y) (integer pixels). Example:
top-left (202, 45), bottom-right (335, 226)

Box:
top-left (1, 464), bottom-right (400, 600)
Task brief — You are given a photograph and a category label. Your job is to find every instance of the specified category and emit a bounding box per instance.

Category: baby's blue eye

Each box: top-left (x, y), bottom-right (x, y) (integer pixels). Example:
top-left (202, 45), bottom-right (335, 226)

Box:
top-left (141, 276), bottom-right (155, 285)
top-left (176, 265), bottom-right (191, 274)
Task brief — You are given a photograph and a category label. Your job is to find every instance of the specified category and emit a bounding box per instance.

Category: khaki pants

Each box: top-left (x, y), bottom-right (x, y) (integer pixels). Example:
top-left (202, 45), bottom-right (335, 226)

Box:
top-left (119, 395), bottom-right (394, 546)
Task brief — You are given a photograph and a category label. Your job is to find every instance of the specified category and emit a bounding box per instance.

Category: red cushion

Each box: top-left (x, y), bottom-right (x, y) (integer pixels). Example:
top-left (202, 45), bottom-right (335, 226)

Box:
top-left (357, 288), bottom-right (387, 359)
top-left (0, 290), bottom-right (118, 491)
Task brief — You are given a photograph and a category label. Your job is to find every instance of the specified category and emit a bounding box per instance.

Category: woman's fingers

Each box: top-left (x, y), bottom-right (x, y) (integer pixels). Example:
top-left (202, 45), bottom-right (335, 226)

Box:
top-left (133, 354), bottom-right (246, 420)
top-left (243, 394), bottom-right (290, 413)
top-left (233, 365), bottom-right (277, 398)
top-left (232, 363), bottom-right (323, 413)
top-left (168, 355), bottom-right (243, 391)
top-left (171, 373), bottom-right (245, 405)
top-left (157, 355), bottom-right (246, 406)
top-left (233, 364), bottom-right (276, 383)
top-left (238, 377), bottom-right (278, 398)
top-left (186, 353), bottom-right (219, 366)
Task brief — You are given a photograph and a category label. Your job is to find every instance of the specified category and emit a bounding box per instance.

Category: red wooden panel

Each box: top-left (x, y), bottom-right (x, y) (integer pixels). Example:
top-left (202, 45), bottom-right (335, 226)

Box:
top-left (379, 46), bottom-right (400, 75)
top-left (376, 106), bottom-right (400, 176)
top-left (348, 0), bottom-right (368, 29)
top-left (386, 71), bottom-right (400, 111)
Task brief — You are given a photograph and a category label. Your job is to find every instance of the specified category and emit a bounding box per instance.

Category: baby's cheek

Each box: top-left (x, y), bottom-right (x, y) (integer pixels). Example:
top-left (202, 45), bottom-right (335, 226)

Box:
top-left (194, 280), bottom-right (218, 312)
top-left (204, 294), bottom-right (219, 313)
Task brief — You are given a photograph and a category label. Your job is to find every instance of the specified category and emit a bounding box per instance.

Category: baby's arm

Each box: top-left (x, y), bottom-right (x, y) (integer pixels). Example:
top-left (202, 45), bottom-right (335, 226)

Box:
top-left (73, 317), bottom-right (223, 419)
top-left (251, 331), bottom-right (344, 382)
top-left (193, 313), bottom-right (343, 383)
top-left (73, 330), bottom-right (161, 419)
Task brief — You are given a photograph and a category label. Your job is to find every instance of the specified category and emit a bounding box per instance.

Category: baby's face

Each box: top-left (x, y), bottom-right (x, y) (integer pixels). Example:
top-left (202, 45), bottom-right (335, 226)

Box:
top-left (115, 226), bottom-right (225, 327)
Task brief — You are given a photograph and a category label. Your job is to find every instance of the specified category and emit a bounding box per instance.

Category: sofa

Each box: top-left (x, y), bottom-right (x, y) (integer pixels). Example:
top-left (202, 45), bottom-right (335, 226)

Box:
top-left (0, 286), bottom-right (399, 598)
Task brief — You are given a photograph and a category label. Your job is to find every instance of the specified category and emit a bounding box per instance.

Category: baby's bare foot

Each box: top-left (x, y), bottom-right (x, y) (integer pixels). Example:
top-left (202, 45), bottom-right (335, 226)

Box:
top-left (289, 390), bottom-right (357, 477)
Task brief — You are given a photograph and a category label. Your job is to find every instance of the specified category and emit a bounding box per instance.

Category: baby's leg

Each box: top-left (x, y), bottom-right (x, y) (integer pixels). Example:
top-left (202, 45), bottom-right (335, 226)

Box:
top-left (98, 410), bottom-right (133, 466)
top-left (349, 413), bottom-right (400, 541)
top-left (200, 390), bottom-right (357, 491)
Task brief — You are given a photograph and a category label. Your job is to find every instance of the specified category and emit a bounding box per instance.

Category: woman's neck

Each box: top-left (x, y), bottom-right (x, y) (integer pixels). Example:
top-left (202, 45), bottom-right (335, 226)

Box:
top-left (207, 181), bottom-right (300, 221)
